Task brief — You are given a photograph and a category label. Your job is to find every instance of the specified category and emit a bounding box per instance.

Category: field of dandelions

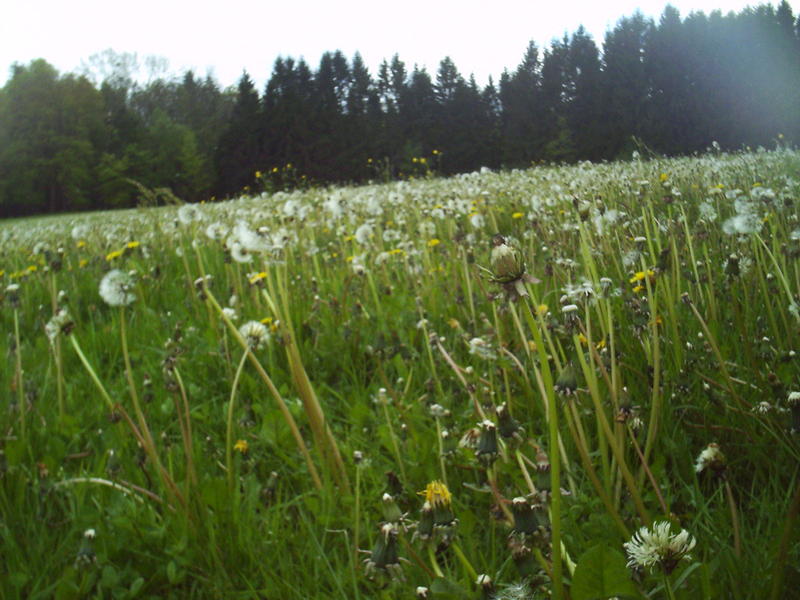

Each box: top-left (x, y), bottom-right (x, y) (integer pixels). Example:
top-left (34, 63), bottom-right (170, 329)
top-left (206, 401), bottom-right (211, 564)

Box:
top-left (2, 147), bottom-right (800, 599)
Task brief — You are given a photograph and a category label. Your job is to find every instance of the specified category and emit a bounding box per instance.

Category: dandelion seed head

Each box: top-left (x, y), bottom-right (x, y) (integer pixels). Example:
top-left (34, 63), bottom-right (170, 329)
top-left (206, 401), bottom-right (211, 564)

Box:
top-left (99, 269), bottom-right (136, 307)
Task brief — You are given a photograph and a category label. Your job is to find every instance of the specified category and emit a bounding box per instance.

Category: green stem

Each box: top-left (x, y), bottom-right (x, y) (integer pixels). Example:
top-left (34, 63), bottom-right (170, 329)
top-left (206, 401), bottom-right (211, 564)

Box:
top-left (69, 335), bottom-right (114, 411)
top-left (451, 542), bottom-right (478, 582)
top-left (226, 350), bottom-right (250, 492)
top-left (13, 309), bottom-right (25, 440)
top-left (427, 544), bottom-right (444, 578)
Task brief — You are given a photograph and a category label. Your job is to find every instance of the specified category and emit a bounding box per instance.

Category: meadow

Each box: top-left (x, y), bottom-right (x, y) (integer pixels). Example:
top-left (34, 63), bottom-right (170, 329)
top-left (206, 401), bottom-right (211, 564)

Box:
top-left (1, 147), bottom-right (799, 599)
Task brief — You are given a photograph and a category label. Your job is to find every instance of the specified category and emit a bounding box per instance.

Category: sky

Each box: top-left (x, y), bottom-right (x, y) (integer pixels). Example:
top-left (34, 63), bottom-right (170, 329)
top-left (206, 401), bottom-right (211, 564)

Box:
top-left (1, 0), bottom-right (795, 89)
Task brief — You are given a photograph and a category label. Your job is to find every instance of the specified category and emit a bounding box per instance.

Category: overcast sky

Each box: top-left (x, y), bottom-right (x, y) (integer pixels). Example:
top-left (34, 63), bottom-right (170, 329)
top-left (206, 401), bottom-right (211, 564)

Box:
top-left (2, 1), bottom-right (794, 89)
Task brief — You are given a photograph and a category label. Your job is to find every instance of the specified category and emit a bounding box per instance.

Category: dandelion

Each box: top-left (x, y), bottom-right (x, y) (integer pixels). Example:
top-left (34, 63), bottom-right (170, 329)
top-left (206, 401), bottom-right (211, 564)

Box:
top-left (695, 442), bottom-right (725, 475)
top-left (233, 439), bottom-right (249, 454)
top-left (230, 241), bottom-right (252, 264)
top-left (45, 308), bottom-right (74, 343)
top-left (99, 269), bottom-right (136, 307)
top-left (239, 320), bottom-right (269, 349)
top-left (624, 521), bottom-right (696, 574)
top-left (177, 204), bottom-right (200, 225)
top-left (468, 337), bottom-right (497, 361)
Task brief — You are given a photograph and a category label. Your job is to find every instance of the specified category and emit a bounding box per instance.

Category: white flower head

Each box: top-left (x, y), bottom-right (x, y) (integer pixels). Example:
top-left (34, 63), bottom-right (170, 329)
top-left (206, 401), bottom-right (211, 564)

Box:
top-left (624, 521), bottom-right (696, 574)
top-left (695, 442), bottom-right (725, 474)
top-left (468, 337), bottom-right (497, 360)
top-left (239, 320), bottom-right (269, 349)
top-left (177, 204), bottom-right (201, 225)
top-left (99, 269), bottom-right (136, 307)
top-left (46, 308), bottom-right (73, 343)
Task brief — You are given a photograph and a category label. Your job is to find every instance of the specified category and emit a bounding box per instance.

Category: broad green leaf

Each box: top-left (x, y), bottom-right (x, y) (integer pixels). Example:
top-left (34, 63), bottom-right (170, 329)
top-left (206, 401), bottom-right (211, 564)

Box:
top-left (571, 544), bottom-right (641, 600)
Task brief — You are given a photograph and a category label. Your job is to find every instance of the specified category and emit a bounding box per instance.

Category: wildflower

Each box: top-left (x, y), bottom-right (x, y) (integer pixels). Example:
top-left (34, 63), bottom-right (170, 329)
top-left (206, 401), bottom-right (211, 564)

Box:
top-left (418, 480), bottom-right (456, 537)
top-left (695, 443), bottom-right (725, 475)
top-left (468, 337), bottom-right (497, 360)
top-left (99, 269), bottom-right (136, 307)
top-left (381, 493), bottom-right (405, 524)
top-left (239, 320), bottom-right (269, 349)
top-left (624, 521), bottom-right (696, 574)
top-left (75, 528), bottom-right (97, 568)
top-left (222, 307), bottom-right (238, 321)
top-left (205, 222), bottom-right (228, 241)
top-left (45, 308), bottom-right (74, 343)
top-left (415, 586), bottom-right (430, 598)
top-left (105, 249), bottom-right (123, 262)
top-left (230, 241), bottom-right (252, 264)
top-left (487, 234), bottom-right (538, 299)
top-left (363, 523), bottom-right (405, 581)
top-left (475, 419), bottom-right (499, 466)
top-left (177, 204), bottom-right (200, 225)
top-left (233, 439), bottom-right (249, 454)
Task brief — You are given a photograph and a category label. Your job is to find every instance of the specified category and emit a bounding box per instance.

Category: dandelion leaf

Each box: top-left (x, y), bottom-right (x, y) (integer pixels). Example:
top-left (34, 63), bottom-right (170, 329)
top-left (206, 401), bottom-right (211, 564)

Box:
top-left (571, 544), bottom-right (641, 600)
top-left (430, 576), bottom-right (469, 598)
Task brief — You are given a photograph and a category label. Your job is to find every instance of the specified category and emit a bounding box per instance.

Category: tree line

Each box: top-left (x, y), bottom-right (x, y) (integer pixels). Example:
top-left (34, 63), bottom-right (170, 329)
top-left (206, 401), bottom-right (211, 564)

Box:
top-left (1, 2), bottom-right (798, 216)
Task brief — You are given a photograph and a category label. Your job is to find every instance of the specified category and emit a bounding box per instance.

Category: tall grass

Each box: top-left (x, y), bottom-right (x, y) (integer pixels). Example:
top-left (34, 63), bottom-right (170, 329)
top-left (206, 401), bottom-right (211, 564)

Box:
top-left (1, 146), bottom-right (799, 598)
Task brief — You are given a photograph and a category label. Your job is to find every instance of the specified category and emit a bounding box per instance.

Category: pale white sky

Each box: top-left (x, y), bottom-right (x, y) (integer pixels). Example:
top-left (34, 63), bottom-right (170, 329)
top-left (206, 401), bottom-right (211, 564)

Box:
top-left (1, 0), bottom-right (794, 89)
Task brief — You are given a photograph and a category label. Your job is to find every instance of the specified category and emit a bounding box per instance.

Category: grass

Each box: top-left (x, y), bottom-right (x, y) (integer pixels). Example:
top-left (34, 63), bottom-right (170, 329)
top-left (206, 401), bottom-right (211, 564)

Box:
top-left (1, 146), bottom-right (800, 598)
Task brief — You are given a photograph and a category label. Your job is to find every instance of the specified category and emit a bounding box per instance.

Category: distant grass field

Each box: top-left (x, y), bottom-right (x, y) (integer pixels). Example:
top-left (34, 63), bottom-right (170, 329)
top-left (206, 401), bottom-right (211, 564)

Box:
top-left (1, 148), bottom-right (799, 599)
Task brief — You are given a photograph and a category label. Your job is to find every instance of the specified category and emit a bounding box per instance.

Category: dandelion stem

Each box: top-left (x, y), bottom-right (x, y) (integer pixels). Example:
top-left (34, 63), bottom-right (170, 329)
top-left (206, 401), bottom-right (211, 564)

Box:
top-left (451, 542), bottom-right (478, 582)
top-left (724, 479), bottom-right (741, 559)
top-left (226, 349), bottom-right (249, 492)
top-left (13, 308), bottom-right (25, 440)
top-left (427, 544), bottom-right (444, 578)
top-left (69, 335), bottom-right (114, 411)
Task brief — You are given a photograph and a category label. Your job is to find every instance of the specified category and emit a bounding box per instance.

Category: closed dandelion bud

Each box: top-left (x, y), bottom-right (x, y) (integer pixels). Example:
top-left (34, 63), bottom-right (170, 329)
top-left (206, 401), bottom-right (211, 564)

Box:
top-left (724, 253), bottom-right (740, 278)
top-left (508, 535), bottom-right (538, 579)
top-left (554, 364), bottom-right (578, 397)
top-left (6, 283), bottom-right (21, 308)
top-left (476, 574), bottom-right (494, 595)
top-left (695, 443), bottom-right (726, 476)
top-left (491, 235), bottom-right (525, 283)
top-left (75, 528), bottom-right (97, 569)
top-left (497, 403), bottom-right (524, 443)
top-left (475, 419), bottom-right (499, 466)
top-left (260, 470), bottom-right (279, 505)
top-left (417, 500), bottom-right (435, 541)
top-left (382, 493), bottom-right (404, 523)
top-left (511, 496), bottom-right (540, 535)
top-left (363, 523), bottom-right (404, 581)
top-left (194, 275), bottom-right (212, 299)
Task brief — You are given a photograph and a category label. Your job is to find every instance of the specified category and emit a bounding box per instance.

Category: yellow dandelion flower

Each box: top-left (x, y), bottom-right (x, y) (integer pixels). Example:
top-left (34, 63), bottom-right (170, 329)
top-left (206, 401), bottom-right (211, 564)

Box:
top-left (255, 170), bottom-right (262, 179)
top-left (512, 212), bottom-right (524, 219)
top-left (388, 248), bottom-right (405, 256)
top-left (427, 239), bottom-right (441, 247)
top-left (419, 480), bottom-right (452, 509)
top-left (578, 333), bottom-right (588, 345)
top-left (106, 249), bottom-right (123, 262)
top-left (344, 235), bottom-right (355, 242)
top-left (633, 284), bottom-right (645, 294)
top-left (537, 304), bottom-right (549, 316)
top-left (233, 439), bottom-right (249, 454)
top-left (629, 270), bottom-right (655, 284)
top-left (79, 259), bottom-right (88, 268)
top-left (260, 317), bottom-right (273, 325)
top-left (76, 240), bottom-right (86, 249)
top-left (249, 272), bottom-right (267, 285)
top-left (27, 265), bottom-right (37, 273)
top-left (346, 255), bottom-right (355, 263)
top-left (447, 318), bottom-right (460, 329)
top-left (126, 241), bottom-right (140, 249)
top-left (596, 339), bottom-right (607, 350)
top-left (659, 173), bottom-right (669, 182)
